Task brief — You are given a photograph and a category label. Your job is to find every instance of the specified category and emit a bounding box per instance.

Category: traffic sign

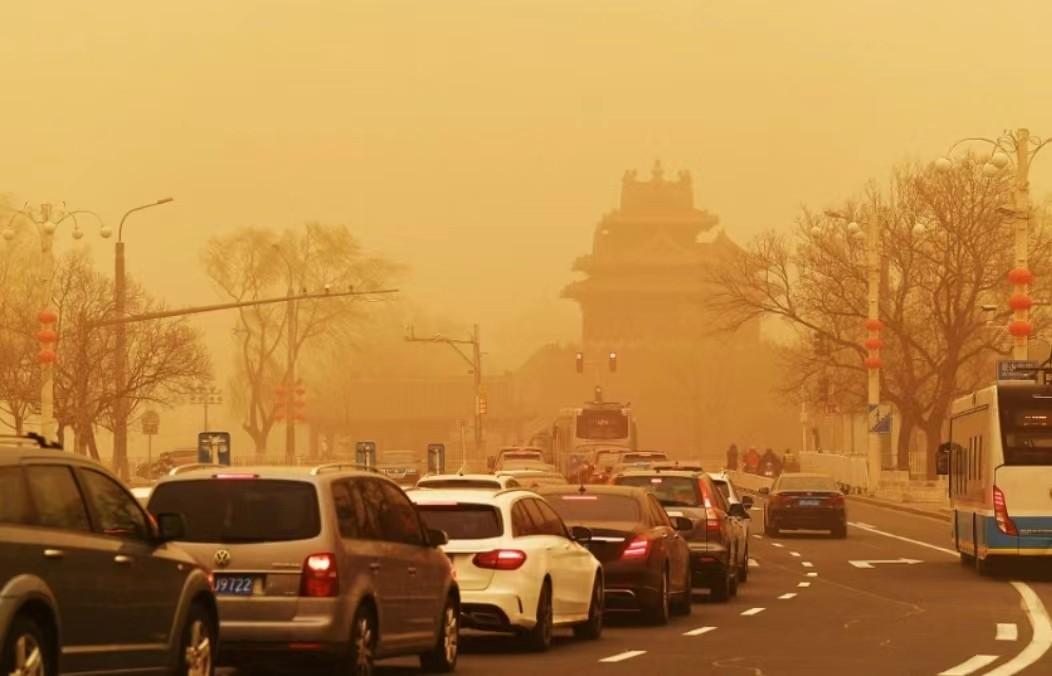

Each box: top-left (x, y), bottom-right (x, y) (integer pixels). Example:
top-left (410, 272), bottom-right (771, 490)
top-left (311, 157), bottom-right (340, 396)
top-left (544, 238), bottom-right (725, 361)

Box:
top-left (998, 360), bottom-right (1038, 381)
top-left (427, 443), bottom-right (446, 474)
top-left (198, 432), bottom-right (232, 465)
top-left (141, 410), bottom-right (160, 436)
top-left (356, 440), bottom-right (377, 467)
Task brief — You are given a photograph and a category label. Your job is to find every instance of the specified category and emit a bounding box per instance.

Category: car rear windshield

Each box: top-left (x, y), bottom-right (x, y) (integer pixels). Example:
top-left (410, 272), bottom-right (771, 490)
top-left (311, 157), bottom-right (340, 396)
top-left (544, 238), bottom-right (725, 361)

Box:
top-left (546, 494), bottom-right (641, 522)
top-left (622, 452), bottom-right (667, 463)
top-left (417, 479), bottom-right (502, 489)
top-left (614, 475), bottom-right (701, 507)
top-left (776, 476), bottom-right (839, 492)
top-left (417, 504), bottom-right (503, 540)
top-left (148, 479), bottom-right (321, 543)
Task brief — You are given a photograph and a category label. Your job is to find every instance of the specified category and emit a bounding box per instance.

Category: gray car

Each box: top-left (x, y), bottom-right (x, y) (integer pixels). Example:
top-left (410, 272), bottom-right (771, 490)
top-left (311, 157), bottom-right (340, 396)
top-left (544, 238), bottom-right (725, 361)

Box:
top-left (0, 435), bottom-right (218, 676)
top-left (147, 463), bottom-right (460, 674)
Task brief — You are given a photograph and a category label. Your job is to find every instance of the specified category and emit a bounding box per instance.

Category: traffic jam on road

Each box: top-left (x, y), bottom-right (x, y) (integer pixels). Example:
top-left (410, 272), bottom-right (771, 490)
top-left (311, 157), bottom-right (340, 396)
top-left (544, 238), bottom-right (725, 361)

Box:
top-left (6, 426), bottom-right (1052, 676)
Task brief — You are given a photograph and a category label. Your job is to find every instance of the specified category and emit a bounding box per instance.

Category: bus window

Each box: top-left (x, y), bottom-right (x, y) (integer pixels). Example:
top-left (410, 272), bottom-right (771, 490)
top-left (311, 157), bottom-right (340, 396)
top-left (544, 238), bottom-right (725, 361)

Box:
top-left (577, 410), bottom-right (629, 440)
top-left (1002, 408), bottom-right (1052, 466)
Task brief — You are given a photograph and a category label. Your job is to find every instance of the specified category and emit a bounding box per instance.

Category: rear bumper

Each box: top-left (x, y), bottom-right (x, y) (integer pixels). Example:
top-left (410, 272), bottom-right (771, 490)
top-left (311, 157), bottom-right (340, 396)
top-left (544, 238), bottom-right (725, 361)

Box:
top-left (459, 589), bottom-right (533, 631)
top-left (602, 561), bottom-right (661, 610)
top-left (216, 596), bottom-right (350, 651)
top-left (688, 543), bottom-right (730, 584)
top-left (768, 508), bottom-right (845, 530)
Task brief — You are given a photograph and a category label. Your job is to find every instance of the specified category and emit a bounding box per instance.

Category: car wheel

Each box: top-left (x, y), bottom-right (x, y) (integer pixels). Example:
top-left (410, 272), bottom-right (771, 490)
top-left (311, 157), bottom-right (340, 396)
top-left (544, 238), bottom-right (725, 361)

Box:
top-left (180, 604), bottom-right (216, 676)
top-left (573, 575), bottom-right (604, 640)
top-left (420, 595), bottom-right (459, 673)
top-left (2, 615), bottom-right (53, 676)
top-left (832, 524), bottom-right (848, 539)
top-left (976, 555), bottom-right (995, 577)
top-left (709, 567), bottom-right (732, 603)
top-left (960, 552), bottom-right (976, 566)
top-left (764, 521), bottom-right (778, 537)
top-left (341, 604), bottom-right (377, 676)
top-left (670, 566), bottom-right (692, 616)
top-left (738, 547), bottom-right (750, 583)
top-left (644, 568), bottom-right (671, 625)
top-left (524, 582), bottom-right (553, 652)
top-left (729, 569), bottom-right (739, 598)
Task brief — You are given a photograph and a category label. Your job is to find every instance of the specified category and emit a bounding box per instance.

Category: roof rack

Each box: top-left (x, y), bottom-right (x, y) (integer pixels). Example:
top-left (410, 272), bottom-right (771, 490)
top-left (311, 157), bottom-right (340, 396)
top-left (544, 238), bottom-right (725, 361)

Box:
top-left (168, 463), bottom-right (226, 476)
top-left (493, 486), bottom-right (537, 498)
top-left (310, 462), bottom-right (383, 476)
top-left (0, 433), bottom-right (63, 450)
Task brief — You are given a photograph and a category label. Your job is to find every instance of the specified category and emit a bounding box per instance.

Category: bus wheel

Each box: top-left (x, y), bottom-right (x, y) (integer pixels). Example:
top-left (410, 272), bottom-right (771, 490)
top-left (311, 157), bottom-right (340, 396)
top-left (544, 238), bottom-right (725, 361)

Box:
top-left (959, 552), bottom-right (975, 567)
top-left (975, 555), bottom-right (994, 577)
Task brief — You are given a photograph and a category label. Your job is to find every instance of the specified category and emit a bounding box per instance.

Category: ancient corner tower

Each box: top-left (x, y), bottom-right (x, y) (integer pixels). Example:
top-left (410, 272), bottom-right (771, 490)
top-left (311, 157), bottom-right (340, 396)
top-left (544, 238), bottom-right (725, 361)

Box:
top-left (562, 161), bottom-right (749, 354)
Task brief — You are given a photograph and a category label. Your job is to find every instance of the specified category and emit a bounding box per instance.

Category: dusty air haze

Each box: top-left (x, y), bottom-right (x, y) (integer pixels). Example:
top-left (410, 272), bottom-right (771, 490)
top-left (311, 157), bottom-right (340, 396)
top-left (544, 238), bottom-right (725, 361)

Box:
top-left (3, 0), bottom-right (1052, 463)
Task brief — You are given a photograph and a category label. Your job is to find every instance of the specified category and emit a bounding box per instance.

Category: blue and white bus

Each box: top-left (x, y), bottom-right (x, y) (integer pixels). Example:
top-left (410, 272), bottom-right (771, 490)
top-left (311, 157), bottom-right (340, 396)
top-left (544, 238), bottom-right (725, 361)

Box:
top-left (940, 381), bottom-right (1052, 574)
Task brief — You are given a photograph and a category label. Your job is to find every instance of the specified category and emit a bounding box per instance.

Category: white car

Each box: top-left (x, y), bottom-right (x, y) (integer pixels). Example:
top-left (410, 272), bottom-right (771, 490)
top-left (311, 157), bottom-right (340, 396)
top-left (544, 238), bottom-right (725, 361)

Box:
top-left (709, 471), bottom-right (755, 582)
top-left (409, 487), bottom-right (604, 651)
top-left (415, 473), bottom-right (522, 490)
top-left (496, 468), bottom-right (568, 488)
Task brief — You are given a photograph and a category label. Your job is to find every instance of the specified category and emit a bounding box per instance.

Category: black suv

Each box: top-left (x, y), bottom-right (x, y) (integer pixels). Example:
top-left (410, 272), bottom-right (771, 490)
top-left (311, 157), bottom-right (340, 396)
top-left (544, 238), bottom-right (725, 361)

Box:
top-left (0, 435), bottom-right (217, 675)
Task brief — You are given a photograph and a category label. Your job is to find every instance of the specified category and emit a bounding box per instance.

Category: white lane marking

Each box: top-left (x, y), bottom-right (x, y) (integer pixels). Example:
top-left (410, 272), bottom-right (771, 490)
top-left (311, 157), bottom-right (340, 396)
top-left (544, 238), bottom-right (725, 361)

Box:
top-left (748, 558), bottom-right (759, 568)
top-left (798, 582), bottom-right (811, 588)
top-left (984, 582), bottom-right (1052, 676)
top-left (752, 534), bottom-right (763, 540)
top-left (806, 572), bottom-right (818, 577)
top-left (849, 558), bottom-right (923, 569)
top-left (937, 655), bottom-right (999, 675)
top-left (996, 623), bottom-right (1019, 642)
top-left (683, 626), bottom-right (717, 637)
top-left (771, 543), bottom-right (785, 548)
top-left (778, 593), bottom-right (797, 600)
top-left (855, 521), bottom-right (877, 529)
top-left (741, 607), bottom-right (766, 616)
top-left (801, 561), bottom-right (814, 568)
top-left (848, 521), bottom-right (958, 556)
top-left (790, 551), bottom-right (801, 558)
top-left (599, 650), bottom-right (647, 663)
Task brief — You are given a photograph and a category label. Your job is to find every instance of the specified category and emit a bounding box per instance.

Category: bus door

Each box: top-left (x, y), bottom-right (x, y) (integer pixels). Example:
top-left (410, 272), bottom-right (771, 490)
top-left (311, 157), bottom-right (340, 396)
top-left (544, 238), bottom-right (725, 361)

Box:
top-left (990, 396), bottom-right (1052, 556)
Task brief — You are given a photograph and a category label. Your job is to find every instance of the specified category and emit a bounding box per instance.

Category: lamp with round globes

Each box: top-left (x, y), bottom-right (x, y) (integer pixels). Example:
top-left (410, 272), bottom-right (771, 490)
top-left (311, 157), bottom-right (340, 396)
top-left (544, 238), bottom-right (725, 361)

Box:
top-left (935, 157), bottom-right (953, 172)
top-left (991, 152), bottom-right (1011, 169)
top-left (810, 226), bottom-right (822, 237)
top-left (100, 226), bottom-right (113, 239)
top-left (983, 163), bottom-right (1000, 178)
top-left (42, 221), bottom-right (56, 235)
top-left (847, 221), bottom-right (861, 235)
top-left (912, 223), bottom-right (927, 236)
top-left (1, 228), bottom-right (13, 241)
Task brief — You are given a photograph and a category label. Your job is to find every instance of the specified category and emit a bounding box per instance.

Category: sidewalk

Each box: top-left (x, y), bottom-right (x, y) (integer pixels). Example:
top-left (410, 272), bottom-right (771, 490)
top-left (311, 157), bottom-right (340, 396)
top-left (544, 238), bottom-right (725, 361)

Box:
top-left (848, 494), bottom-right (952, 521)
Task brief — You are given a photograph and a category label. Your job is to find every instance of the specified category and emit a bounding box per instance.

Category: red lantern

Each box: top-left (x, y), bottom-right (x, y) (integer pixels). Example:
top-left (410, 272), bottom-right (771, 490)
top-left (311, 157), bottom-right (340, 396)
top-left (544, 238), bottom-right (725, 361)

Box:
top-left (1009, 320), bottom-right (1033, 338)
top-left (1008, 268), bottom-right (1035, 286)
top-left (1009, 293), bottom-right (1033, 311)
top-left (864, 356), bottom-right (882, 370)
top-left (37, 309), bottom-right (57, 325)
top-left (37, 349), bottom-right (57, 364)
top-left (864, 318), bottom-right (883, 332)
top-left (273, 409), bottom-right (287, 420)
top-left (36, 329), bottom-right (57, 344)
top-left (864, 337), bottom-right (883, 351)
top-left (293, 412), bottom-right (306, 421)
top-left (273, 385), bottom-right (287, 397)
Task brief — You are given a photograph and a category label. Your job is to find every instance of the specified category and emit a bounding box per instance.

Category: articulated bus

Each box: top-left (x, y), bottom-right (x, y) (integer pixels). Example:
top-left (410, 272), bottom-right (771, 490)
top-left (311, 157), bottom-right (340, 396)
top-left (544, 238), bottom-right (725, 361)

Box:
top-left (550, 402), bottom-right (638, 478)
top-left (940, 381), bottom-right (1052, 574)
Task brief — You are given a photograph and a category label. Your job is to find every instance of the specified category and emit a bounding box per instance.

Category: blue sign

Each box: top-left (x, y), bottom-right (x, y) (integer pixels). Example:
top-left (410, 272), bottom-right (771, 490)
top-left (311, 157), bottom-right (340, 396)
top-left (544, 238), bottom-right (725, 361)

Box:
top-left (998, 360), bottom-right (1039, 381)
top-left (197, 432), bottom-right (232, 465)
top-left (355, 441), bottom-right (377, 467)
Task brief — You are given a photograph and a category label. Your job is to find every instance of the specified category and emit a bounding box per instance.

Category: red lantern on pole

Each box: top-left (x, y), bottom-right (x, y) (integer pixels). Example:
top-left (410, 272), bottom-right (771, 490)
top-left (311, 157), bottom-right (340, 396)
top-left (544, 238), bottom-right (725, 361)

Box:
top-left (864, 318), bottom-right (883, 332)
top-left (36, 329), bottom-right (57, 344)
top-left (1009, 293), bottom-right (1033, 311)
top-left (1008, 268), bottom-right (1035, 286)
top-left (1009, 320), bottom-right (1033, 338)
top-left (37, 309), bottom-right (58, 325)
top-left (37, 349), bottom-right (57, 364)
top-left (863, 337), bottom-right (883, 351)
top-left (864, 356), bottom-right (882, 370)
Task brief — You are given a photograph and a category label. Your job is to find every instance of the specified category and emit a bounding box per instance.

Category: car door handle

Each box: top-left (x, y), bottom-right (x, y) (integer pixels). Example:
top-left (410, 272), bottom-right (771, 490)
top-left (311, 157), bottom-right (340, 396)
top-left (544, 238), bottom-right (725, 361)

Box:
top-left (114, 555), bottom-right (133, 565)
top-left (43, 549), bottom-right (64, 560)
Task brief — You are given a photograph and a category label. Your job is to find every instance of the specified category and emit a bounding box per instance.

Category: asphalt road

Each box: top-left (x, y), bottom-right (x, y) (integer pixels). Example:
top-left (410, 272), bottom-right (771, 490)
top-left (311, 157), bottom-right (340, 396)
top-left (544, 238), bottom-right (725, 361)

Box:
top-left (228, 498), bottom-right (1052, 675)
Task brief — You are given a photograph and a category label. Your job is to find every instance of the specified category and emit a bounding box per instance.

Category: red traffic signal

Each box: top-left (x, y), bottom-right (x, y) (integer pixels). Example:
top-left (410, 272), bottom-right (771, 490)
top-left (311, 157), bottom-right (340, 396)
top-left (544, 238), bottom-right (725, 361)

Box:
top-left (608, 351), bottom-right (617, 372)
top-left (575, 352), bottom-right (584, 374)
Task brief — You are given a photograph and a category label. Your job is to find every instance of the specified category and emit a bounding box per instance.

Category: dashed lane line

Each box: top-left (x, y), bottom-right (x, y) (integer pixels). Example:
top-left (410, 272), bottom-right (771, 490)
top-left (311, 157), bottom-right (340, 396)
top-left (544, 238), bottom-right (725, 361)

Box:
top-left (984, 582), bottom-right (1052, 676)
top-left (801, 562), bottom-right (814, 568)
top-left (752, 534), bottom-right (762, 540)
top-left (599, 651), bottom-right (647, 664)
top-left (778, 593), bottom-right (797, 600)
top-left (741, 607), bottom-right (766, 616)
top-left (771, 543), bottom-right (785, 548)
top-left (790, 551), bottom-right (801, 558)
top-left (806, 572), bottom-right (818, 577)
top-left (798, 582), bottom-right (811, 588)
top-left (748, 558), bottom-right (759, 568)
top-left (937, 654), bottom-right (999, 676)
top-left (683, 626), bottom-right (717, 637)
top-left (996, 623), bottom-right (1019, 642)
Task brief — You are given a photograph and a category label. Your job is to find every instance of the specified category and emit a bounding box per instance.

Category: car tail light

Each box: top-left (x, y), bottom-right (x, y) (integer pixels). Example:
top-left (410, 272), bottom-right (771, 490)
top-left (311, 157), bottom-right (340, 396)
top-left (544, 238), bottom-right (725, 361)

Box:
top-left (473, 550), bottom-right (527, 570)
top-left (300, 553), bottom-right (339, 597)
top-left (993, 486), bottom-right (1018, 536)
top-left (621, 536), bottom-right (651, 560)
top-left (826, 495), bottom-right (845, 507)
top-left (705, 510), bottom-right (722, 535)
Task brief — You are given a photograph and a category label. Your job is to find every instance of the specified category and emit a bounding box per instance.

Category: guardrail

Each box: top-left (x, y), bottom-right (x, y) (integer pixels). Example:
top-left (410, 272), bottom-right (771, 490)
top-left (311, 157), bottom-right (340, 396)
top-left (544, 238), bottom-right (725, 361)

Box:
top-left (726, 470), bottom-right (774, 494)
top-left (799, 451), bottom-right (869, 494)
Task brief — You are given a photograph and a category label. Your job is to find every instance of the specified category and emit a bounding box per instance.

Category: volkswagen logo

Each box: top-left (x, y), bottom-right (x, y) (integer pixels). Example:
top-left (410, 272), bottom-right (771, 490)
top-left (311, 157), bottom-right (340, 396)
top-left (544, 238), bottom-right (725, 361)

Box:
top-left (214, 549), bottom-right (232, 568)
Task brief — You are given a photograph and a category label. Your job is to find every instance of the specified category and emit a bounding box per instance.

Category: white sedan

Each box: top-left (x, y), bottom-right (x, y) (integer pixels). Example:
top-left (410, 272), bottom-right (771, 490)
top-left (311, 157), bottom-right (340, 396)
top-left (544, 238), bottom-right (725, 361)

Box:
top-left (409, 487), bottom-right (604, 651)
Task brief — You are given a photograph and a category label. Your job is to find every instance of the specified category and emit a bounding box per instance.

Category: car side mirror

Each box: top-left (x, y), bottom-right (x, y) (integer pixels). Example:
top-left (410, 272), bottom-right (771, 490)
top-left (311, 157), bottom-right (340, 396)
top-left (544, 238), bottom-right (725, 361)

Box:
top-left (672, 515), bottom-right (694, 532)
top-left (729, 503), bottom-right (750, 519)
top-left (758, 487), bottom-right (770, 496)
top-left (570, 525), bottom-right (592, 544)
top-left (427, 528), bottom-right (449, 548)
top-left (154, 512), bottom-right (187, 544)
top-left (741, 495), bottom-right (754, 509)
top-left (936, 443), bottom-right (952, 476)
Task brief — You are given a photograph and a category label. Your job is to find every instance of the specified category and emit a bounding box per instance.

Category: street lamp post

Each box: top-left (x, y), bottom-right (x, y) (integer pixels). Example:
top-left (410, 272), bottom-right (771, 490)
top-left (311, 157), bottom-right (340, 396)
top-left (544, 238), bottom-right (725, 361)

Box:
top-left (271, 244), bottom-right (298, 464)
top-left (3, 203), bottom-right (111, 441)
top-left (113, 197), bottom-right (173, 479)
top-left (937, 128), bottom-right (1052, 361)
top-left (190, 383), bottom-right (223, 431)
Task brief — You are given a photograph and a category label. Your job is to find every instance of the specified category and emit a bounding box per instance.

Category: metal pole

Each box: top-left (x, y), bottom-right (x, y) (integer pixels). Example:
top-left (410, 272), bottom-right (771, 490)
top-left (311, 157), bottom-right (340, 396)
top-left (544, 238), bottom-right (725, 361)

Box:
top-left (866, 218), bottom-right (882, 494)
top-left (203, 397), bottom-right (209, 432)
top-left (113, 240), bottom-right (128, 478)
top-left (39, 213), bottom-right (56, 440)
top-left (285, 288), bottom-right (296, 464)
top-left (1013, 128), bottom-right (1031, 361)
top-left (472, 323), bottom-right (482, 461)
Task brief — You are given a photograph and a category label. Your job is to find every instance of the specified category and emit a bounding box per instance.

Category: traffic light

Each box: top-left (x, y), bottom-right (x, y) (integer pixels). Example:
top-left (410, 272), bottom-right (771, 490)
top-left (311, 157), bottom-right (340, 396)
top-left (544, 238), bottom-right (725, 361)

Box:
top-left (477, 387), bottom-right (488, 415)
top-left (293, 384), bottom-right (306, 421)
top-left (575, 352), bottom-right (584, 374)
top-left (608, 351), bottom-right (618, 372)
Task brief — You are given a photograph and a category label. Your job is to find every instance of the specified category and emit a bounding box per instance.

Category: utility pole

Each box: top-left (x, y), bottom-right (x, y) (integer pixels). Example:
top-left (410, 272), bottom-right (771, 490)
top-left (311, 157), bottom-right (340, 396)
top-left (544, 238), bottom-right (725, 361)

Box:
top-left (407, 324), bottom-right (484, 462)
top-left (285, 287), bottom-right (297, 464)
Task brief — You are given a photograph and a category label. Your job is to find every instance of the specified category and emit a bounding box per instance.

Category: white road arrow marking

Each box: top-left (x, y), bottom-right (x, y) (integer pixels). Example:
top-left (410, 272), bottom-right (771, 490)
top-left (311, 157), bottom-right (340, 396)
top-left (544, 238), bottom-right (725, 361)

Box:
top-left (996, 623), bottom-right (1019, 642)
top-left (849, 558), bottom-right (923, 569)
top-left (938, 654), bottom-right (999, 675)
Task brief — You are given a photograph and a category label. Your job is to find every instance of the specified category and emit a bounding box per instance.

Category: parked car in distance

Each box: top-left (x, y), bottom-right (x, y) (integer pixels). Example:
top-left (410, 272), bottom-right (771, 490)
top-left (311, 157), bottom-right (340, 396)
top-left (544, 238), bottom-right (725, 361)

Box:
top-left (761, 473), bottom-right (847, 538)
top-left (707, 471), bottom-right (754, 583)
top-left (536, 484), bottom-right (693, 624)
top-left (416, 473), bottom-right (522, 490)
top-left (495, 469), bottom-right (568, 489)
top-left (0, 435), bottom-right (218, 676)
top-left (410, 487), bottom-right (603, 651)
top-left (613, 469), bottom-right (747, 601)
top-left (147, 463), bottom-right (461, 674)
top-left (588, 450), bottom-right (669, 483)
top-left (652, 460), bottom-right (705, 473)
top-left (491, 447), bottom-right (546, 471)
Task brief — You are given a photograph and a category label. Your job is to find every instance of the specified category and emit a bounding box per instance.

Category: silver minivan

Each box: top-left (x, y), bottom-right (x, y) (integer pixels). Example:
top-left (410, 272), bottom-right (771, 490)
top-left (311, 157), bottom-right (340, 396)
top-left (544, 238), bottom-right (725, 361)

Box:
top-left (147, 464), bottom-right (460, 674)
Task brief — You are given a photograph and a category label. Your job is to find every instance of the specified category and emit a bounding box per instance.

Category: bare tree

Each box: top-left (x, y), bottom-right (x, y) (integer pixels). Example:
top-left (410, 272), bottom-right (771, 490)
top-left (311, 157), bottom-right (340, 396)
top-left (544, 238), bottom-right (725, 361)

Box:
top-left (709, 158), bottom-right (1052, 477)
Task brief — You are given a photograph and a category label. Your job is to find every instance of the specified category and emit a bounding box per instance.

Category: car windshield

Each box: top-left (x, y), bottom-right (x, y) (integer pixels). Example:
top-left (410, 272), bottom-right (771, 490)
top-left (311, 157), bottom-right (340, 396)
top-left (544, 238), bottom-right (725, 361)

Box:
top-left (148, 479), bottom-right (320, 543)
top-left (775, 476), bottom-right (839, 493)
top-left (614, 475), bottom-right (701, 507)
top-left (711, 479), bottom-right (733, 501)
top-left (417, 504), bottom-right (504, 540)
top-left (545, 493), bottom-right (641, 522)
